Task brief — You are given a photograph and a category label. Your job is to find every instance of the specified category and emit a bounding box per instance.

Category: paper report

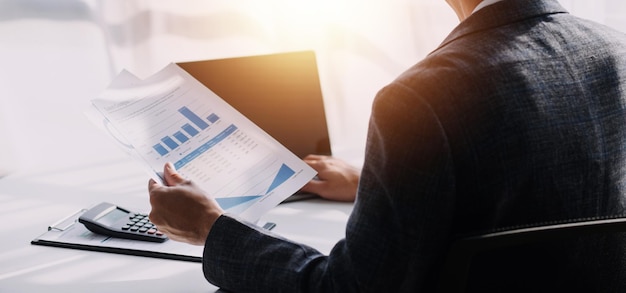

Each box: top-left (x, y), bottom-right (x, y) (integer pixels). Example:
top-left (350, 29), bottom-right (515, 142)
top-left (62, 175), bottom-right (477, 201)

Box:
top-left (90, 63), bottom-right (316, 221)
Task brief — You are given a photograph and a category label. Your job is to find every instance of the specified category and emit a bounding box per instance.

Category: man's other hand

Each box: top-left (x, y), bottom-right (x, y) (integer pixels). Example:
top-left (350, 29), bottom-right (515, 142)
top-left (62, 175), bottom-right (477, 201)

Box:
top-left (300, 155), bottom-right (360, 202)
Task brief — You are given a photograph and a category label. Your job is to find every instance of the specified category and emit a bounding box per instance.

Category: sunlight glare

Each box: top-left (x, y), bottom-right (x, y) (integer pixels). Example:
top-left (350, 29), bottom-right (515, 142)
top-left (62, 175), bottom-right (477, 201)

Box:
top-left (247, 0), bottom-right (362, 47)
top-left (279, 0), bottom-right (357, 29)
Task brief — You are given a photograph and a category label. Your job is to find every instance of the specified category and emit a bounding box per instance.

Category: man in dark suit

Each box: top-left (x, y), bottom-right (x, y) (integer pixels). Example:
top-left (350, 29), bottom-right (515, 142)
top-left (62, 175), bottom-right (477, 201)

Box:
top-left (148, 0), bottom-right (626, 291)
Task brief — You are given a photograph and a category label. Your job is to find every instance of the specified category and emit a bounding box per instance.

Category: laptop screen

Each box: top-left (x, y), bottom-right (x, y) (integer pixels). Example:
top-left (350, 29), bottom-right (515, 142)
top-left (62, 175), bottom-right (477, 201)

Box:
top-left (177, 51), bottom-right (331, 159)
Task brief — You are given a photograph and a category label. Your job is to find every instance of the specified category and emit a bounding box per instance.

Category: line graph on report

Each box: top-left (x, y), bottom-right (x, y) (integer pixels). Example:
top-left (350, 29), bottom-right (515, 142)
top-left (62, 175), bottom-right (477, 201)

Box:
top-left (214, 163), bottom-right (295, 214)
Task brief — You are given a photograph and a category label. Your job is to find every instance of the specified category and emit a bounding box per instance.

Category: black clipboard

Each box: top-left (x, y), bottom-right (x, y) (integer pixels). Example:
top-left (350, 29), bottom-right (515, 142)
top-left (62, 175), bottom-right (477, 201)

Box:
top-left (31, 207), bottom-right (275, 262)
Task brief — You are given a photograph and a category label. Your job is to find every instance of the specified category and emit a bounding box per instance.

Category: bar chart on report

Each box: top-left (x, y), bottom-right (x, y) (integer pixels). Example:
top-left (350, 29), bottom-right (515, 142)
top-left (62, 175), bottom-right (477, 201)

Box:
top-left (147, 104), bottom-right (297, 212)
top-left (152, 106), bottom-right (221, 156)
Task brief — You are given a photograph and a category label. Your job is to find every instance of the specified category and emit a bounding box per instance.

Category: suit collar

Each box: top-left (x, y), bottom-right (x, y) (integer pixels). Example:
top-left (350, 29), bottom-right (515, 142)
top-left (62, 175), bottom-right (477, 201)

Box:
top-left (472, 0), bottom-right (505, 14)
top-left (435, 0), bottom-right (569, 52)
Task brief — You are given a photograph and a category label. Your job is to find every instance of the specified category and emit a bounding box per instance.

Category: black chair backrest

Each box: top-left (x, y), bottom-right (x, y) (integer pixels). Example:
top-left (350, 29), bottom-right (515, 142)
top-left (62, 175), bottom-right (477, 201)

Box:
top-left (438, 216), bottom-right (626, 293)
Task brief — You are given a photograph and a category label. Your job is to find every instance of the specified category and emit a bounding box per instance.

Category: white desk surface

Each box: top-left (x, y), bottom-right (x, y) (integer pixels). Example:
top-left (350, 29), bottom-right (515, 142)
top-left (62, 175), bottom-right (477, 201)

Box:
top-left (0, 158), bottom-right (353, 292)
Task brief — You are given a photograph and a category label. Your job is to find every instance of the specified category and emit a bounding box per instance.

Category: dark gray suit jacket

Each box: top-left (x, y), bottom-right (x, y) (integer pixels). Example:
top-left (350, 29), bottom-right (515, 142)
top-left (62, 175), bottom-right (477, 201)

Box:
top-left (203, 0), bottom-right (626, 291)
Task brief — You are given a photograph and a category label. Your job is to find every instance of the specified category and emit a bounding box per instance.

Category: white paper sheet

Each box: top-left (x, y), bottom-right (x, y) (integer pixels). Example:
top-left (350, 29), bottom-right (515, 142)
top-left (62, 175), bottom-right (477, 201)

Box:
top-left (90, 64), bottom-right (316, 221)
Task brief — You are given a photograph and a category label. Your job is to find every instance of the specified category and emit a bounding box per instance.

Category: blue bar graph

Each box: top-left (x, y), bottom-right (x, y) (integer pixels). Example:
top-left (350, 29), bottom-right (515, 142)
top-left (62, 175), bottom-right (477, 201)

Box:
top-left (207, 113), bottom-right (220, 123)
top-left (179, 106), bottom-right (209, 130)
top-left (173, 131), bottom-right (189, 143)
top-left (153, 107), bottom-right (225, 158)
top-left (161, 136), bottom-right (179, 150)
top-left (153, 144), bottom-right (169, 156)
top-left (182, 123), bottom-right (199, 137)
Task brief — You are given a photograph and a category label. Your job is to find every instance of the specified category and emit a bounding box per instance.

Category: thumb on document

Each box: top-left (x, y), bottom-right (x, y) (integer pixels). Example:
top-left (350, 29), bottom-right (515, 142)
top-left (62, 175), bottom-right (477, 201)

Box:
top-left (164, 162), bottom-right (186, 186)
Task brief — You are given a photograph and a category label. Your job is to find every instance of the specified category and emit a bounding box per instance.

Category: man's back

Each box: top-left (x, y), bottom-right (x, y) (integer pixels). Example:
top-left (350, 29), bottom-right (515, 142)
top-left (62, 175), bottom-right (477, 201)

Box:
top-left (414, 0), bottom-right (626, 234)
top-left (389, 0), bottom-right (626, 290)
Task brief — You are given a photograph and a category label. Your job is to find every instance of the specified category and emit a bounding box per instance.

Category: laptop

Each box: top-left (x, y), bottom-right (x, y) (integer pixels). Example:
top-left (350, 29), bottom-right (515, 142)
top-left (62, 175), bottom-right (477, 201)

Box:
top-left (177, 51), bottom-right (331, 201)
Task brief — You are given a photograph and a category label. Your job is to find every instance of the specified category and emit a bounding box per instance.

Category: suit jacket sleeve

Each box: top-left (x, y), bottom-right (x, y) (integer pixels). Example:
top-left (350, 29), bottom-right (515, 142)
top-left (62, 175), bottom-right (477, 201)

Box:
top-left (202, 81), bottom-right (457, 292)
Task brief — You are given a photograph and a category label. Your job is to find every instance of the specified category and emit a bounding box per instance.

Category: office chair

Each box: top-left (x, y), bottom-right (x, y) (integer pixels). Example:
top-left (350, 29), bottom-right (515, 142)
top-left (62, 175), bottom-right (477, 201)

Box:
top-left (438, 216), bottom-right (626, 292)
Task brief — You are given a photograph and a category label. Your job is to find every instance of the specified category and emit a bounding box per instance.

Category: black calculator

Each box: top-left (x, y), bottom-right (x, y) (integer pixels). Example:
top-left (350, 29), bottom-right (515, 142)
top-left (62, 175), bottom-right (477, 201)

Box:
top-left (78, 202), bottom-right (168, 243)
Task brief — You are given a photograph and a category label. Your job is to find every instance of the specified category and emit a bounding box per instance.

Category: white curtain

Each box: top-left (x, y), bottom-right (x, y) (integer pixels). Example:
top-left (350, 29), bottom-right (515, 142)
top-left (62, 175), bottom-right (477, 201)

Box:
top-left (1, 0), bottom-right (625, 172)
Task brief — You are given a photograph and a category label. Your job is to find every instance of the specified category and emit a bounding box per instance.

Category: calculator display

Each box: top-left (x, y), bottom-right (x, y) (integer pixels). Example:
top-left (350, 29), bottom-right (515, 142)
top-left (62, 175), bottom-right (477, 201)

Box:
top-left (95, 208), bottom-right (129, 226)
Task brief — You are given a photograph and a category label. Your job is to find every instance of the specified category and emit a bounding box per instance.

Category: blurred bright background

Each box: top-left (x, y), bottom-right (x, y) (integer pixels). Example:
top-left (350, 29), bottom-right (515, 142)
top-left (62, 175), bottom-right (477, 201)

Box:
top-left (0, 0), bottom-right (625, 177)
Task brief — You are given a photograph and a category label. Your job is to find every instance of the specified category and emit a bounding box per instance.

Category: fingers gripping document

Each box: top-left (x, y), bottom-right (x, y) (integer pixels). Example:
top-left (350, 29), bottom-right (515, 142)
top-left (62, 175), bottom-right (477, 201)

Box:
top-left (88, 63), bottom-right (317, 222)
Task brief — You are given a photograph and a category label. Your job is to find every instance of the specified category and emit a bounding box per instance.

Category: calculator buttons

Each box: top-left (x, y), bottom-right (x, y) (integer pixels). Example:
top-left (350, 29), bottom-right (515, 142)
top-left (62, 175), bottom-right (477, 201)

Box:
top-left (123, 214), bottom-right (166, 239)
